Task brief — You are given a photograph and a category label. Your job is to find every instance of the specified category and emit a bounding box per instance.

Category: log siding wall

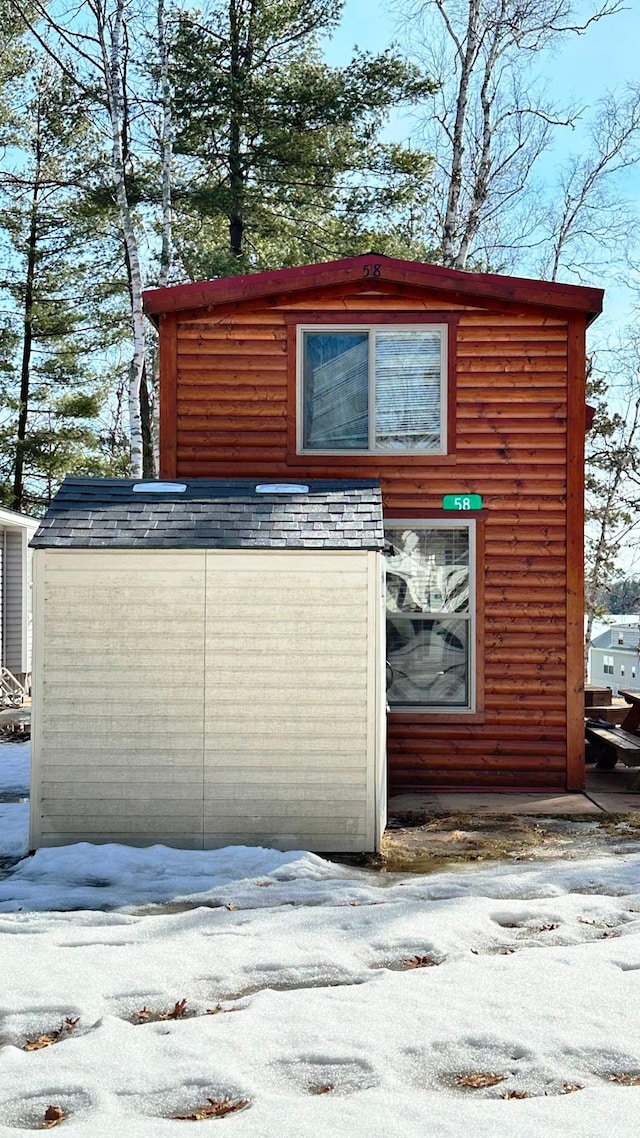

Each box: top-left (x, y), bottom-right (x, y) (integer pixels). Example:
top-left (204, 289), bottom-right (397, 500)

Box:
top-left (163, 281), bottom-right (584, 793)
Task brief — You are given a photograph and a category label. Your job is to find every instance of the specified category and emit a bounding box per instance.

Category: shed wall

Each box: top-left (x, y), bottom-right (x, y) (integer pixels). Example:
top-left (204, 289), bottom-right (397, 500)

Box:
top-left (31, 548), bottom-right (382, 851)
top-left (163, 281), bottom-right (582, 792)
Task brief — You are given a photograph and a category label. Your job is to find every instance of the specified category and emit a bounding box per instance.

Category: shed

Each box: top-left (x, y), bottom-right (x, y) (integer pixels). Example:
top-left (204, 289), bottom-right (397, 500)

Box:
top-left (30, 478), bottom-right (386, 852)
top-left (144, 253), bottom-right (604, 795)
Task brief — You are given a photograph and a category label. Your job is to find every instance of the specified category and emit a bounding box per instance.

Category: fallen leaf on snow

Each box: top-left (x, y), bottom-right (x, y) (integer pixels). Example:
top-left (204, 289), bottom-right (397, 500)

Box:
top-left (561, 1083), bottom-right (583, 1094)
top-left (159, 999), bottom-right (188, 1020)
top-left (42, 1105), bottom-right (65, 1129)
top-left (609, 1072), bottom-right (640, 1085)
top-left (456, 1073), bottom-right (506, 1089)
top-left (173, 1097), bottom-right (249, 1121)
top-left (24, 1019), bottom-right (80, 1051)
top-left (402, 955), bottom-right (441, 969)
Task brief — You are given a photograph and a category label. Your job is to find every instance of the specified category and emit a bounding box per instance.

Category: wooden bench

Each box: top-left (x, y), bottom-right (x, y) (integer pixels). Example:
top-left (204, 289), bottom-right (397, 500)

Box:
top-left (586, 705), bottom-right (629, 725)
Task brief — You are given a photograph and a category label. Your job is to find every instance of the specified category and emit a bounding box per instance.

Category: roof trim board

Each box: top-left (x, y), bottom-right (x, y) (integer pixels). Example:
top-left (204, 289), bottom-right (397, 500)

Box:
top-left (143, 254), bottom-right (604, 325)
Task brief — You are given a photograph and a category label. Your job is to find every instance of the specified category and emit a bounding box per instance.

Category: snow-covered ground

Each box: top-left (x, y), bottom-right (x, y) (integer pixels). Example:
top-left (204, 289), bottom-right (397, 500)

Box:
top-left (0, 740), bottom-right (30, 798)
top-left (2, 742), bottom-right (640, 1136)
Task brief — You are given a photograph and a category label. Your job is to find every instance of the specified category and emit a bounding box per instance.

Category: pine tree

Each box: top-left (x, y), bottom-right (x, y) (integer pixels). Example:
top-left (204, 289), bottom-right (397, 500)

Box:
top-left (169, 0), bottom-right (437, 276)
top-left (0, 64), bottom-right (130, 512)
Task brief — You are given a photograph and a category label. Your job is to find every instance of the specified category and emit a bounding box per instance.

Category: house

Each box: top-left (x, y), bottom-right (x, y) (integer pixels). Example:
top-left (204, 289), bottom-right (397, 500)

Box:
top-left (29, 479), bottom-right (386, 850)
top-left (0, 505), bottom-right (38, 690)
top-left (143, 253), bottom-right (603, 796)
top-left (590, 622), bottom-right (640, 695)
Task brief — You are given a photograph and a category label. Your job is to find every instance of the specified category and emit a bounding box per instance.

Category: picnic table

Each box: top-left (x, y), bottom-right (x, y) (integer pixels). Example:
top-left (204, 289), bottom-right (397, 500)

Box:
top-left (585, 689), bottom-right (640, 784)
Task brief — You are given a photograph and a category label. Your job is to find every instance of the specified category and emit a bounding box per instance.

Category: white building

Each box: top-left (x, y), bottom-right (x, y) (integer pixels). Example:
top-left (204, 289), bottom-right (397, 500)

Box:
top-left (0, 506), bottom-right (38, 687)
top-left (590, 621), bottom-right (640, 695)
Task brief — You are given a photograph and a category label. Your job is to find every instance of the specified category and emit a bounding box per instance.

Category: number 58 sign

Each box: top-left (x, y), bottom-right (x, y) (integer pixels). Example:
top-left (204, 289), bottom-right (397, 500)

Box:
top-left (442, 494), bottom-right (483, 511)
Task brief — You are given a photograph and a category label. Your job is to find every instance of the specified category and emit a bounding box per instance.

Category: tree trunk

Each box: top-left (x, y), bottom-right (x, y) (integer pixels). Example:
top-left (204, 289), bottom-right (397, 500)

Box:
top-left (11, 98), bottom-right (43, 512)
top-left (96, 0), bottom-right (147, 477)
top-left (441, 0), bottom-right (480, 267)
top-left (228, 0), bottom-right (246, 261)
top-left (157, 0), bottom-right (173, 288)
top-left (139, 362), bottom-right (155, 477)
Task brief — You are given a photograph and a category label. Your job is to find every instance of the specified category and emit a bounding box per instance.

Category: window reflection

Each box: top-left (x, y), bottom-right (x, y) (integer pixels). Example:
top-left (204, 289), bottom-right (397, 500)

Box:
top-left (385, 526), bottom-right (472, 710)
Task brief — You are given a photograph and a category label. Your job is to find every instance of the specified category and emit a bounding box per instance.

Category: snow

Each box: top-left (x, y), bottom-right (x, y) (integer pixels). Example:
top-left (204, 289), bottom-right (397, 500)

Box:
top-left (2, 745), bottom-right (640, 1135)
top-left (0, 740), bottom-right (30, 796)
top-left (0, 802), bottom-right (29, 860)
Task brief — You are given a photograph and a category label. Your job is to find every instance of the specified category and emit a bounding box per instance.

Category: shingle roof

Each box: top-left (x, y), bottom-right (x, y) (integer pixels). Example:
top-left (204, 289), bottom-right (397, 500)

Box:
top-left (31, 478), bottom-right (385, 551)
top-left (591, 625), bottom-right (640, 651)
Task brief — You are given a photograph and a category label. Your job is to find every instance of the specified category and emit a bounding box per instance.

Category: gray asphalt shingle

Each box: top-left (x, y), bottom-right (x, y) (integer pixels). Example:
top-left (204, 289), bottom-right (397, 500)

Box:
top-left (31, 478), bottom-right (384, 551)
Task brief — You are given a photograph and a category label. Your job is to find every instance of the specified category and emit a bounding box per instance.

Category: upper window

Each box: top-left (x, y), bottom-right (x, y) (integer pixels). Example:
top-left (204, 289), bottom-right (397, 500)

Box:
top-left (298, 325), bottom-right (447, 454)
top-left (385, 522), bottom-right (475, 711)
top-left (603, 655), bottom-right (614, 675)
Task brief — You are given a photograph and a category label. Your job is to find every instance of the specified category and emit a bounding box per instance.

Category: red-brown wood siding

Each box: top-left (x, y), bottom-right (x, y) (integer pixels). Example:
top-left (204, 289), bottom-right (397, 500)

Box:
top-left (166, 281), bottom-right (582, 793)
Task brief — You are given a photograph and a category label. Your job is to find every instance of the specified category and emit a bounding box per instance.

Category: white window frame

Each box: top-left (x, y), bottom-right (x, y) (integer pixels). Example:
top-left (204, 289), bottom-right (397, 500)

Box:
top-left (603, 655), bottom-right (614, 675)
top-left (296, 323), bottom-right (448, 456)
top-left (384, 518), bottom-right (476, 714)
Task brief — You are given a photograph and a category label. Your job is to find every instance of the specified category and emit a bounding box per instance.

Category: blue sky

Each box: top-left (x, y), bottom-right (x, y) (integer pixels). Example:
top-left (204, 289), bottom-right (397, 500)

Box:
top-left (327, 0), bottom-right (639, 105)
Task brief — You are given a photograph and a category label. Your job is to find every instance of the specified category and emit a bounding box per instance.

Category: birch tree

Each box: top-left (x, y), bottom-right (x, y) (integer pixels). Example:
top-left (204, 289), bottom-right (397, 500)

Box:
top-left (9, 0), bottom-right (157, 476)
top-left (90, 0), bottom-right (146, 476)
top-left (538, 87), bottom-right (640, 282)
top-left (398, 0), bottom-right (622, 270)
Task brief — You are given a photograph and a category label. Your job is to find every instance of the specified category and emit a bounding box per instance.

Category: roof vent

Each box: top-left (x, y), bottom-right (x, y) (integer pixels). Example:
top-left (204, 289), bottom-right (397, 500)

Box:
top-left (133, 482), bottom-right (188, 493)
top-left (255, 483), bottom-right (310, 494)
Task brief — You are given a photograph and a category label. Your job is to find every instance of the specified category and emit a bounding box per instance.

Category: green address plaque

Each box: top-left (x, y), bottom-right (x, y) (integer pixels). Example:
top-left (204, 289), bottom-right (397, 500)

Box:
top-left (442, 494), bottom-right (483, 511)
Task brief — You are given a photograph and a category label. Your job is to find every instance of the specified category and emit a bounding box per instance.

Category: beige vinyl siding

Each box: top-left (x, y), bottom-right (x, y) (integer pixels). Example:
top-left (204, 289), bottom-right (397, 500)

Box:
top-left (32, 548), bottom-right (383, 852)
top-left (31, 551), bottom-right (206, 849)
top-left (203, 551), bottom-right (377, 851)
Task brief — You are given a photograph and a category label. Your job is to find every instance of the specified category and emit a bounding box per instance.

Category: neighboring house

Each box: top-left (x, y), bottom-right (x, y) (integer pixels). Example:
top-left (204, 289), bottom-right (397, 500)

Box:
top-left (141, 253), bottom-right (603, 796)
top-left (0, 506), bottom-right (38, 688)
top-left (590, 623), bottom-right (640, 695)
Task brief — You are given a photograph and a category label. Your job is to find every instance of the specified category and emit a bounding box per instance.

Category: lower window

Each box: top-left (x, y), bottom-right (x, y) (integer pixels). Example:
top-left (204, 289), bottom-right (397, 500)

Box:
top-left (385, 521), bottom-right (475, 711)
